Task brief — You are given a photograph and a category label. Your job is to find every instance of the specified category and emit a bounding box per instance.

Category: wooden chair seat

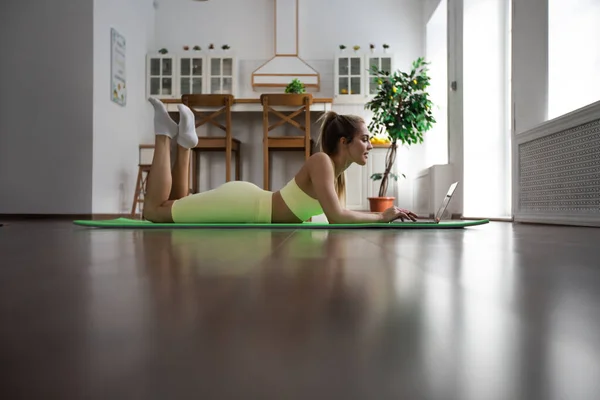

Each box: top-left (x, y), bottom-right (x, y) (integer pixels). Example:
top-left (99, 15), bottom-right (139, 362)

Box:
top-left (266, 136), bottom-right (315, 150)
top-left (195, 137), bottom-right (241, 150)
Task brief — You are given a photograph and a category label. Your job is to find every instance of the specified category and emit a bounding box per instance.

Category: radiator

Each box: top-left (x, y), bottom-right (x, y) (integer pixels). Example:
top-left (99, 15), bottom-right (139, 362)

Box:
top-left (413, 164), bottom-right (458, 219)
top-left (514, 102), bottom-right (600, 226)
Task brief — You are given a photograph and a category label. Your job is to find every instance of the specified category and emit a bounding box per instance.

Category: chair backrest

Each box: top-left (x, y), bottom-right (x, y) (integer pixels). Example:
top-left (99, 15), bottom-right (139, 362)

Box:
top-left (260, 94), bottom-right (313, 140)
top-left (181, 94), bottom-right (234, 135)
top-left (260, 93), bottom-right (313, 107)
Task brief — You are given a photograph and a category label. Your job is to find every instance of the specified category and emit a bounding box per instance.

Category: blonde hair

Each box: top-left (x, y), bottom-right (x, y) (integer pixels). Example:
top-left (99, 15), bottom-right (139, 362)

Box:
top-left (316, 111), bottom-right (366, 206)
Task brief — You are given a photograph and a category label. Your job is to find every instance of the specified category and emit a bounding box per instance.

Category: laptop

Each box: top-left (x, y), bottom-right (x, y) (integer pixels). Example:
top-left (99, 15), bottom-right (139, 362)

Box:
top-left (394, 182), bottom-right (459, 224)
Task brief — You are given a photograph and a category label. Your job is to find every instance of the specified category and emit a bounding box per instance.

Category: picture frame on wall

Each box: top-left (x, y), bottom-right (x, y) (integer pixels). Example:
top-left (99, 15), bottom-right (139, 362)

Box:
top-left (111, 28), bottom-right (126, 106)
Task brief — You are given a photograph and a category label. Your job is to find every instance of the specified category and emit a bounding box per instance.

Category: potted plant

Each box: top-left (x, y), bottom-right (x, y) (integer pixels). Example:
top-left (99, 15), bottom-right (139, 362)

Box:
top-left (285, 78), bottom-right (306, 94)
top-left (364, 57), bottom-right (435, 212)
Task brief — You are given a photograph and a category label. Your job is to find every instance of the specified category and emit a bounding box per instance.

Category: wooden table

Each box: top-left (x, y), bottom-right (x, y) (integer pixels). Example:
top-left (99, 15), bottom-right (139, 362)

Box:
top-left (162, 97), bottom-right (333, 113)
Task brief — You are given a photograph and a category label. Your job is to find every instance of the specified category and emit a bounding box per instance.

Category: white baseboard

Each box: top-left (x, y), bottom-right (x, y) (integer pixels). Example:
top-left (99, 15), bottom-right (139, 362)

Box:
top-left (515, 213), bottom-right (600, 227)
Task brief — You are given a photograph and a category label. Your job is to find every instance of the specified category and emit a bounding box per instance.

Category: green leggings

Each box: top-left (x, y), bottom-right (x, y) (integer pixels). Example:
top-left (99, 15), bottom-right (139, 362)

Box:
top-left (171, 181), bottom-right (272, 223)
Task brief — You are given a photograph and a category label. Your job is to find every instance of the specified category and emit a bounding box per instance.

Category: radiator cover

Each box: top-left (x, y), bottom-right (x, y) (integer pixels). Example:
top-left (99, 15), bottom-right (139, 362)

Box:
top-left (515, 104), bottom-right (600, 226)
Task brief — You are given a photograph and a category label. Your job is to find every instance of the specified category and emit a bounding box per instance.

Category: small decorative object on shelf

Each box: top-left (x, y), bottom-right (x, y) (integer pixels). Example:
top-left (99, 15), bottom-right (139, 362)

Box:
top-left (209, 43), bottom-right (215, 50)
top-left (284, 78), bottom-right (306, 94)
top-left (364, 57), bottom-right (435, 211)
top-left (221, 44), bottom-right (230, 51)
top-left (339, 44), bottom-right (346, 52)
top-left (353, 45), bottom-right (360, 52)
top-left (370, 43), bottom-right (375, 53)
top-left (193, 45), bottom-right (201, 51)
top-left (158, 48), bottom-right (168, 54)
top-left (383, 43), bottom-right (390, 53)
top-left (183, 45), bottom-right (189, 51)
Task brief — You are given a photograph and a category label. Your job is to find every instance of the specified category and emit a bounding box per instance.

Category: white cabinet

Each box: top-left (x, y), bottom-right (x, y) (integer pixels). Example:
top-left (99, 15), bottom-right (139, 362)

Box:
top-left (146, 54), bottom-right (177, 99)
top-left (207, 55), bottom-right (236, 95)
top-left (333, 52), bottom-right (394, 104)
top-left (364, 53), bottom-right (393, 96)
top-left (146, 52), bottom-right (237, 98)
top-left (334, 53), bottom-right (366, 104)
top-left (179, 55), bottom-right (206, 96)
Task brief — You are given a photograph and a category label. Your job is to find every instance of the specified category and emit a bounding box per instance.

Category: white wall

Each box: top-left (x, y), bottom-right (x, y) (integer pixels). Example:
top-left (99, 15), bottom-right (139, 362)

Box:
top-left (154, 0), bottom-right (273, 60)
top-left (155, 0), bottom-right (422, 64)
top-left (424, 0), bottom-right (443, 24)
top-left (0, 0), bottom-right (94, 214)
top-left (155, 0), bottom-right (424, 100)
top-left (154, 0), bottom-right (425, 201)
top-left (93, 0), bottom-right (156, 214)
top-left (512, 0), bottom-right (548, 134)
top-left (298, 0), bottom-right (421, 61)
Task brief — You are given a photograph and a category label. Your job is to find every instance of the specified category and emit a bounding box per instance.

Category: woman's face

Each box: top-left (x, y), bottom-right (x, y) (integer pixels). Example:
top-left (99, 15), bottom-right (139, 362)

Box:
top-left (342, 123), bottom-right (373, 166)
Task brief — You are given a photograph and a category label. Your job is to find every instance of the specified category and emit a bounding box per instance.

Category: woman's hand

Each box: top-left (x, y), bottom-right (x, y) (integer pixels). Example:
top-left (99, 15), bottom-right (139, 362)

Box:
top-left (381, 206), bottom-right (418, 222)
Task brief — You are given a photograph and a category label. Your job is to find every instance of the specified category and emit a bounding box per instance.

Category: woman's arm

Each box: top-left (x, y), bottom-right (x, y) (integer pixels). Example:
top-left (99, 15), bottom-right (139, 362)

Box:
top-left (308, 154), bottom-right (415, 224)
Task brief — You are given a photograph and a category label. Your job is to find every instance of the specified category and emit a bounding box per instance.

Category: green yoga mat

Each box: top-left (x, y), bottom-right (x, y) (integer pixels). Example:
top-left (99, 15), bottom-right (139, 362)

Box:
top-left (73, 217), bottom-right (489, 229)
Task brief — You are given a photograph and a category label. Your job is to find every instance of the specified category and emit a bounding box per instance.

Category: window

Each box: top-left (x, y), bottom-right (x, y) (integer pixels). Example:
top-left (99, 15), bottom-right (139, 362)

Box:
top-left (425, 0), bottom-right (449, 168)
top-left (463, 0), bottom-right (512, 218)
top-left (548, 0), bottom-right (600, 119)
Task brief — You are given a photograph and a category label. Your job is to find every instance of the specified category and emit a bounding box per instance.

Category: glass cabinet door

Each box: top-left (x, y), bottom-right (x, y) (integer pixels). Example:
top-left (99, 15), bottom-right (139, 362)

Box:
top-left (180, 57), bottom-right (204, 95)
top-left (147, 55), bottom-right (176, 98)
top-left (338, 56), bottom-right (362, 95)
top-left (208, 56), bottom-right (234, 94)
top-left (335, 55), bottom-right (364, 103)
top-left (366, 55), bottom-right (393, 95)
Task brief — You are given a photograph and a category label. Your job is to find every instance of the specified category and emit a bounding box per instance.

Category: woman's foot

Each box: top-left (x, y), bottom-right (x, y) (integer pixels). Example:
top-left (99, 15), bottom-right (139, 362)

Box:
top-left (176, 104), bottom-right (199, 149)
top-left (149, 97), bottom-right (178, 138)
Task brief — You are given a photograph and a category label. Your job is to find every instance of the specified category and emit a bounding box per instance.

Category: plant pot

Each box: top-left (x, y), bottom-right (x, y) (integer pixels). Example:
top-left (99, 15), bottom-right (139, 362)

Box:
top-left (368, 197), bottom-right (395, 212)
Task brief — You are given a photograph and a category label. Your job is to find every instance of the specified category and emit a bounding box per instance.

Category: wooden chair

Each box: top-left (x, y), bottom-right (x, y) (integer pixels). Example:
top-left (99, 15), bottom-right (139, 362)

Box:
top-left (261, 93), bottom-right (314, 191)
top-left (181, 94), bottom-right (241, 193)
top-left (131, 144), bottom-right (154, 219)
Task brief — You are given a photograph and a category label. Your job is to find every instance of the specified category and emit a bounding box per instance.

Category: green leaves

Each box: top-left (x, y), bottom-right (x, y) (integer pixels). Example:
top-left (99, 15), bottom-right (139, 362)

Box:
top-left (285, 78), bottom-right (306, 94)
top-left (365, 57), bottom-right (435, 196)
top-left (365, 57), bottom-right (435, 147)
top-left (370, 172), bottom-right (405, 181)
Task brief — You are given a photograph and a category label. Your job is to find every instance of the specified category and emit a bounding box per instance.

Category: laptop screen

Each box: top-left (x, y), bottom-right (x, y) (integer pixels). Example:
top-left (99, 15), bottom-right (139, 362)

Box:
top-left (434, 182), bottom-right (459, 222)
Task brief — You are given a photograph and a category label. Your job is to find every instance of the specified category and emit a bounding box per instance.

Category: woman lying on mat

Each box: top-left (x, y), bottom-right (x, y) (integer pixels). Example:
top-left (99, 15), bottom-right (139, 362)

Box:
top-left (144, 98), bottom-right (418, 224)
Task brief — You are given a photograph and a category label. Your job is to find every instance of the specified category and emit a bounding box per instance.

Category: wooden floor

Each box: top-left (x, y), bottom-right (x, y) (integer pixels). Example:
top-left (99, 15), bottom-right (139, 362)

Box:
top-left (1, 220), bottom-right (600, 400)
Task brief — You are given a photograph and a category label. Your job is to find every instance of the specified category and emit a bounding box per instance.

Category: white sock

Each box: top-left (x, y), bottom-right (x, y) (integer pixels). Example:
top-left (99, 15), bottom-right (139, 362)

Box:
top-left (176, 104), bottom-right (199, 149)
top-left (148, 97), bottom-right (178, 138)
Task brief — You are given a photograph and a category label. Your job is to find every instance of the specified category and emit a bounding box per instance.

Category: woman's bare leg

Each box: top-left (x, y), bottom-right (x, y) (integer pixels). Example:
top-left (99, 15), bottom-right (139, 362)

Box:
top-left (144, 135), bottom-right (175, 222)
top-left (145, 102), bottom-right (198, 221)
top-left (143, 98), bottom-right (179, 222)
top-left (169, 145), bottom-right (191, 200)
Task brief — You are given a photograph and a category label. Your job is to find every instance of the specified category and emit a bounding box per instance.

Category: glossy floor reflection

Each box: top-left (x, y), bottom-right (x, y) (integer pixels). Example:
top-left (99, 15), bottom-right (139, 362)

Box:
top-left (1, 221), bottom-right (599, 399)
